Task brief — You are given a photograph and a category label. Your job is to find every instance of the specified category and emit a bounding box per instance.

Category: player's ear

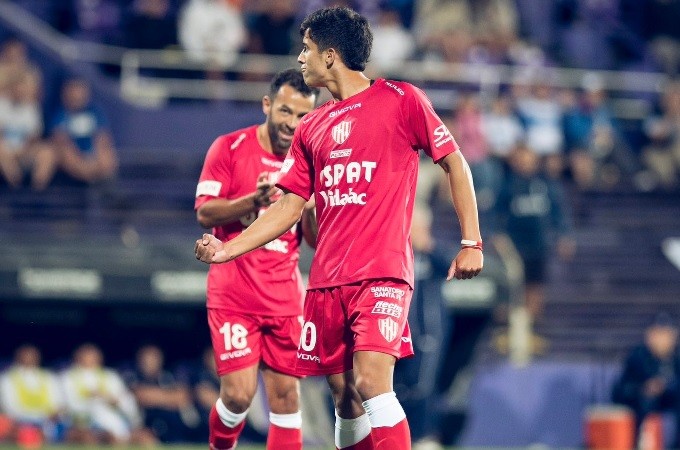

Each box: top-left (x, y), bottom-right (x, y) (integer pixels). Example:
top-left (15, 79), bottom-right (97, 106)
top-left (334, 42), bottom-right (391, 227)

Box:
top-left (262, 95), bottom-right (272, 115)
top-left (325, 48), bottom-right (336, 69)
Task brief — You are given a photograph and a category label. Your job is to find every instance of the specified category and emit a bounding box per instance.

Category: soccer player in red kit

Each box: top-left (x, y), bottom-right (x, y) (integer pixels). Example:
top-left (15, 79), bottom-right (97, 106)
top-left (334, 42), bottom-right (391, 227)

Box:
top-left (195, 7), bottom-right (483, 450)
top-left (194, 69), bottom-right (318, 450)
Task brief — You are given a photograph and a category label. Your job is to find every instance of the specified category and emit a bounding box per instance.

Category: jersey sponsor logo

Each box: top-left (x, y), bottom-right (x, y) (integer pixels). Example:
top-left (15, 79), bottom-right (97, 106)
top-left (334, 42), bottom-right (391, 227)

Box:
top-left (196, 180), bottom-right (222, 197)
top-left (433, 124), bottom-right (453, 148)
top-left (280, 158), bottom-right (294, 174)
top-left (297, 352), bottom-right (321, 363)
top-left (385, 81), bottom-right (405, 96)
top-left (330, 149), bottom-right (352, 159)
top-left (329, 103), bottom-right (361, 118)
top-left (331, 120), bottom-right (352, 145)
top-left (318, 161), bottom-right (376, 208)
top-left (319, 188), bottom-right (367, 206)
top-left (230, 133), bottom-right (247, 150)
top-left (371, 301), bottom-right (403, 318)
top-left (320, 161), bottom-right (376, 187)
top-left (370, 286), bottom-right (405, 300)
top-left (261, 158), bottom-right (283, 169)
top-left (378, 317), bottom-right (399, 343)
top-left (219, 347), bottom-right (252, 360)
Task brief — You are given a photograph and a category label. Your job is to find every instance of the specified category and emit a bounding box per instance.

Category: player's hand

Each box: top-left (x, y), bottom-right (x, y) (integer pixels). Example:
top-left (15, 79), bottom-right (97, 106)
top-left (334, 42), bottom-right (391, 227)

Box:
top-left (254, 172), bottom-right (280, 208)
top-left (447, 248), bottom-right (483, 280)
top-left (195, 233), bottom-right (229, 264)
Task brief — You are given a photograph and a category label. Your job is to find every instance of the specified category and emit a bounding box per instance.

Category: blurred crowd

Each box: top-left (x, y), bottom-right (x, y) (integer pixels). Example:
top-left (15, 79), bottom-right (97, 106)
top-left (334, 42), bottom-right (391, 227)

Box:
top-left (0, 343), bottom-right (226, 447)
top-left (3, 0), bottom-right (680, 194)
top-left (18, 0), bottom-right (680, 75)
top-left (0, 37), bottom-right (118, 192)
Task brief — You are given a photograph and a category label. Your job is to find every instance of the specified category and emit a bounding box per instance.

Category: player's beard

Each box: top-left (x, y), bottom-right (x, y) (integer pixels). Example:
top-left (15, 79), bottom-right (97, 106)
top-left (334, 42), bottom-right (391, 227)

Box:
top-left (267, 117), bottom-right (292, 156)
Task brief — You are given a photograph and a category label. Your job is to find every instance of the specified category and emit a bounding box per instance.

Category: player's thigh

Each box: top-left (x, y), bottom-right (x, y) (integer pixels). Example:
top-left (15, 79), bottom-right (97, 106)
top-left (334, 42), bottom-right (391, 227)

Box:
top-left (260, 315), bottom-right (303, 377)
top-left (207, 308), bottom-right (263, 376)
top-left (219, 364), bottom-right (259, 407)
top-left (352, 350), bottom-right (397, 399)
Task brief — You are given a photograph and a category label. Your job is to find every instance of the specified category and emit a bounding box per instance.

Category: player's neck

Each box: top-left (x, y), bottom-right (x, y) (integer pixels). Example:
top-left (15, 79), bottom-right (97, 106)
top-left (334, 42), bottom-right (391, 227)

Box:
top-left (327, 71), bottom-right (372, 102)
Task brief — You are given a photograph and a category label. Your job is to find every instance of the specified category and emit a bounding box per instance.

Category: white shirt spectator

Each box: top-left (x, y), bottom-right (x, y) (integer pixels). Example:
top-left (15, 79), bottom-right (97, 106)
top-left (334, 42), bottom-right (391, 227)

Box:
top-left (60, 366), bottom-right (141, 441)
top-left (178, 0), bottom-right (247, 66)
top-left (370, 9), bottom-right (415, 73)
top-left (0, 366), bottom-right (64, 424)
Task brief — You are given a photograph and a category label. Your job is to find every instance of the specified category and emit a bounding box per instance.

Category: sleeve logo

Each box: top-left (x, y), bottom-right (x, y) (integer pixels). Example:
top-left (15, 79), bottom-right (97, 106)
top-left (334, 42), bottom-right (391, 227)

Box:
top-left (196, 180), bottom-right (222, 197)
top-left (433, 124), bottom-right (453, 148)
top-left (280, 158), bottom-right (294, 174)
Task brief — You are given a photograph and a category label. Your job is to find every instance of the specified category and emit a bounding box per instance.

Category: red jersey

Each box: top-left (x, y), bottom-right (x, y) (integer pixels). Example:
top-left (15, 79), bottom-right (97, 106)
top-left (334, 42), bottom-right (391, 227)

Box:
top-left (277, 79), bottom-right (458, 289)
top-left (195, 125), bottom-right (304, 315)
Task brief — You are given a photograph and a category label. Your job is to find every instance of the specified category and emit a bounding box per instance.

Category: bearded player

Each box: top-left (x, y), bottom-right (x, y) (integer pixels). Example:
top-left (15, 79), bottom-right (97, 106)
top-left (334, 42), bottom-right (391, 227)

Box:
top-left (194, 68), bottom-right (318, 450)
top-left (196, 7), bottom-right (483, 450)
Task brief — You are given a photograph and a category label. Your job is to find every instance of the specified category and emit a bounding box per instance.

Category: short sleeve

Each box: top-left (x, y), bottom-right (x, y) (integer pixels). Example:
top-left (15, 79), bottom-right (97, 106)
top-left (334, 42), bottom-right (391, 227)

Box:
top-left (195, 135), bottom-right (232, 210)
top-left (276, 127), bottom-right (313, 200)
top-left (404, 84), bottom-right (459, 163)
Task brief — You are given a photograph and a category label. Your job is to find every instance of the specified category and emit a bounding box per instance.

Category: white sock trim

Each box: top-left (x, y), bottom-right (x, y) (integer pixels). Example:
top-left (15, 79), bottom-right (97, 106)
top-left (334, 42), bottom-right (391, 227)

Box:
top-left (362, 392), bottom-right (406, 428)
top-left (216, 398), bottom-right (248, 428)
top-left (269, 411), bottom-right (302, 429)
top-left (335, 413), bottom-right (371, 449)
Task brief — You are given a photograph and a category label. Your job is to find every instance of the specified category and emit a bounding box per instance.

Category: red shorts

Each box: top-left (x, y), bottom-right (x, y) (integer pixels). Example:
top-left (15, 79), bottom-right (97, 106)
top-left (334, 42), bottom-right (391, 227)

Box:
top-left (296, 279), bottom-right (415, 376)
top-left (207, 308), bottom-right (303, 377)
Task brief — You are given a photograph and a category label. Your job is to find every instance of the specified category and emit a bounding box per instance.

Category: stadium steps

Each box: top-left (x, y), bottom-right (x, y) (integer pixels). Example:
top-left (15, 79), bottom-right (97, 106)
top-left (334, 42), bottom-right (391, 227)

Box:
top-left (538, 190), bottom-right (680, 361)
top-left (477, 190), bottom-right (680, 364)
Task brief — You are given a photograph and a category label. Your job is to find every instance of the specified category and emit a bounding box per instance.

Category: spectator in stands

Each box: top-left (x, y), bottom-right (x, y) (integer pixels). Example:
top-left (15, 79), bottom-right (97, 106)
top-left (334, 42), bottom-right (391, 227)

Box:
top-left (612, 312), bottom-right (680, 449)
top-left (49, 77), bottom-right (118, 185)
top-left (190, 347), bottom-right (220, 442)
top-left (481, 94), bottom-right (525, 163)
top-left (563, 74), bottom-right (643, 191)
top-left (59, 343), bottom-right (156, 446)
top-left (0, 345), bottom-right (66, 444)
top-left (178, 0), bottom-right (247, 68)
top-left (450, 93), bottom-right (502, 230)
top-left (0, 37), bottom-right (38, 89)
top-left (515, 73), bottom-right (566, 180)
top-left (59, 0), bottom-right (124, 45)
top-left (244, 0), bottom-right (297, 56)
top-left (0, 68), bottom-right (56, 190)
top-left (641, 80), bottom-right (680, 191)
top-left (494, 143), bottom-right (575, 346)
top-left (123, 344), bottom-right (198, 443)
top-left (369, 4), bottom-right (416, 73)
top-left (123, 0), bottom-right (178, 51)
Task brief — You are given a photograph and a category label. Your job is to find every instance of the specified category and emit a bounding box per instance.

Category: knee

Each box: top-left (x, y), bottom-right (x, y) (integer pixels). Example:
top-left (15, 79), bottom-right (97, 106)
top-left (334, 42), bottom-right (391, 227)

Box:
top-left (268, 382), bottom-right (300, 413)
top-left (220, 386), bottom-right (254, 413)
top-left (353, 366), bottom-right (388, 401)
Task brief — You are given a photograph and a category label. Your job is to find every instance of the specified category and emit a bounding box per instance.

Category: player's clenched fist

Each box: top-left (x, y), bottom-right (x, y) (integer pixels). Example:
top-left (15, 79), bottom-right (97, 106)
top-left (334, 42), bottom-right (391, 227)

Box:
top-left (195, 233), bottom-right (229, 264)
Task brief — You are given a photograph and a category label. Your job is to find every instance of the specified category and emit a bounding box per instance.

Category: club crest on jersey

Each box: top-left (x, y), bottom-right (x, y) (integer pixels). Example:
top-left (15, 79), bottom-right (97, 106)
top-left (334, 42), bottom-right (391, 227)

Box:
top-left (331, 120), bottom-right (352, 145)
top-left (378, 317), bottom-right (399, 343)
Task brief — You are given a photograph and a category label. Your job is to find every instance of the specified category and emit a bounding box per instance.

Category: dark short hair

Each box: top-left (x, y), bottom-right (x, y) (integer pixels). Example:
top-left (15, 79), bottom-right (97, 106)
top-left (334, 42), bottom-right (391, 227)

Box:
top-left (299, 6), bottom-right (373, 71)
top-left (269, 68), bottom-right (319, 99)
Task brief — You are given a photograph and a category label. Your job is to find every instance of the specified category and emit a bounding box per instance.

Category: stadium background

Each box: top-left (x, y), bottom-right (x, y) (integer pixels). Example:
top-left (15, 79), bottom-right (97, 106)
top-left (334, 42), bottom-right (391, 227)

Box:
top-left (0, 0), bottom-right (679, 449)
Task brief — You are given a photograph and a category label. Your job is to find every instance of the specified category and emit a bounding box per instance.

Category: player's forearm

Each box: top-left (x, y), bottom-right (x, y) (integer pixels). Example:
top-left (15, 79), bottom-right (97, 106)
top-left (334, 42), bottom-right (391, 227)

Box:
top-left (197, 195), bottom-right (260, 228)
top-left (441, 152), bottom-right (482, 241)
top-left (223, 192), bottom-right (305, 260)
top-left (300, 203), bottom-right (318, 248)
